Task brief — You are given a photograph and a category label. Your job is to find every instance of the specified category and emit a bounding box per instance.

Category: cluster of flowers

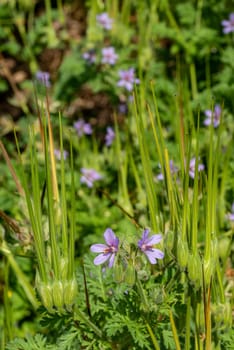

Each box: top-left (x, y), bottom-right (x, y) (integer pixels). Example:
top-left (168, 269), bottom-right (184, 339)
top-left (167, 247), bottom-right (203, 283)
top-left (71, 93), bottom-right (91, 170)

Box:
top-left (90, 228), bottom-right (164, 268)
top-left (156, 157), bottom-right (205, 181)
top-left (82, 12), bottom-right (139, 93)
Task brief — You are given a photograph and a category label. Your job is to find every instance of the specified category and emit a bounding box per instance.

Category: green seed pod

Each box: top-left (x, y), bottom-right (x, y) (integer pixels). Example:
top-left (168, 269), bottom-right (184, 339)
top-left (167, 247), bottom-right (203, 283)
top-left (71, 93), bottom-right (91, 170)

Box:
top-left (114, 263), bottom-right (124, 283)
top-left (204, 258), bottom-right (215, 285)
top-left (64, 278), bottom-right (78, 311)
top-left (52, 280), bottom-right (64, 311)
top-left (124, 264), bottom-right (136, 286)
top-left (177, 238), bottom-right (189, 270)
top-left (187, 253), bottom-right (202, 286)
top-left (165, 230), bottom-right (174, 252)
top-left (38, 284), bottom-right (54, 313)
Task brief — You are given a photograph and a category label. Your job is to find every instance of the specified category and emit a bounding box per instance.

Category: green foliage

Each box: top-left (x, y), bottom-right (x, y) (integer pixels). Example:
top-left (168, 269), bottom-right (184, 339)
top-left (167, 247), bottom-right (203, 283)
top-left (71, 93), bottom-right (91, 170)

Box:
top-left (1, 1), bottom-right (234, 349)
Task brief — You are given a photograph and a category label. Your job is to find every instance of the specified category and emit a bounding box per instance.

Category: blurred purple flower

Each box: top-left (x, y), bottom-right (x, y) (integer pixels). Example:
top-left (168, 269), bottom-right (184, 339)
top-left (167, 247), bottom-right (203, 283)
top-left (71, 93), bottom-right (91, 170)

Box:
top-left (90, 228), bottom-right (119, 267)
top-left (105, 127), bottom-right (115, 146)
top-left (82, 50), bottom-right (96, 64)
top-left (118, 103), bottom-right (128, 114)
top-left (227, 203), bottom-right (234, 221)
top-left (138, 229), bottom-right (164, 264)
top-left (189, 157), bottom-right (205, 179)
top-left (204, 105), bottom-right (221, 128)
top-left (80, 168), bottom-right (102, 188)
top-left (101, 47), bottom-right (118, 65)
top-left (54, 149), bottom-right (69, 160)
top-left (35, 71), bottom-right (51, 87)
top-left (156, 160), bottom-right (178, 181)
top-left (74, 119), bottom-right (92, 137)
top-left (221, 13), bottom-right (234, 34)
top-left (96, 12), bottom-right (113, 30)
top-left (117, 68), bottom-right (140, 92)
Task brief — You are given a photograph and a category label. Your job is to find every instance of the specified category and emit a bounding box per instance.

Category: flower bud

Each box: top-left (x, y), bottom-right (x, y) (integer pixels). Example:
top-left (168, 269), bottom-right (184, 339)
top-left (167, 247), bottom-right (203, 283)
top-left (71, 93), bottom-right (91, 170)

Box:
top-left (38, 284), bottom-right (54, 313)
top-left (187, 253), bottom-right (202, 286)
top-left (52, 280), bottom-right (64, 311)
top-left (63, 278), bottom-right (78, 311)
top-left (165, 230), bottom-right (174, 252)
top-left (204, 258), bottom-right (214, 285)
top-left (177, 238), bottom-right (189, 270)
top-left (114, 263), bottom-right (124, 283)
top-left (137, 269), bottom-right (149, 281)
top-left (124, 264), bottom-right (136, 286)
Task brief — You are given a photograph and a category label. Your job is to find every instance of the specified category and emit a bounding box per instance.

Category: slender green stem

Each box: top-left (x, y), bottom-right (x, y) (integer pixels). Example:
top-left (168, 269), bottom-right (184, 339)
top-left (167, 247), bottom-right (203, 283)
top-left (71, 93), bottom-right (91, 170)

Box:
top-left (74, 308), bottom-right (103, 338)
top-left (59, 113), bottom-right (68, 256)
top-left (189, 62), bottom-right (198, 100)
top-left (169, 310), bottom-right (181, 350)
top-left (185, 295), bottom-right (191, 350)
top-left (145, 321), bottom-right (161, 350)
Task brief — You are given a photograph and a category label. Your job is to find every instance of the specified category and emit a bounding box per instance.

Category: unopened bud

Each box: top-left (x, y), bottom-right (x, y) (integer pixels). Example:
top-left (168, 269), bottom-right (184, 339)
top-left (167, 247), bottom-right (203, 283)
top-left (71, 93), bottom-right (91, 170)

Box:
top-left (124, 264), bottom-right (136, 286)
top-left (52, 280), bottom-right (64, 310)
top-left (165, 230), bottom-right (174, 252)
top-left (38, 284), bottom-right (54, 313)
top-left (137, 269), bottom-right (149, 281)
top-left (63, 278), bottom-right (78, 310)
top-left (114, 263), bottom-right (124, 283)
top-left (188, 253), bottom-right (202, 286)
top-left (177, 238), bottom-right (189, 270)
top-left (204, 258), bottom-right (215, 285)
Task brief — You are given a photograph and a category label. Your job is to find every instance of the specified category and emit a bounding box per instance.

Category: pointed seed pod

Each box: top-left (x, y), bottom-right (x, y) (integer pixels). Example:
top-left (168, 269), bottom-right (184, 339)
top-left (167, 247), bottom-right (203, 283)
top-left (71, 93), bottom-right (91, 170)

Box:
top-left (63, 278), bottom-right (78, 310)
top-left (38, 284), bottom-right (54, 313)
top-left (177, 238), bottom-right (189, 270)
top-left (114, 263), bottom-right (124, 283)
top-left (52, 280), bottom-right (64, 310)
top-left (124, 264), bottom-right (136, 286)
top-left (188, 253), bottom-right (202, 286)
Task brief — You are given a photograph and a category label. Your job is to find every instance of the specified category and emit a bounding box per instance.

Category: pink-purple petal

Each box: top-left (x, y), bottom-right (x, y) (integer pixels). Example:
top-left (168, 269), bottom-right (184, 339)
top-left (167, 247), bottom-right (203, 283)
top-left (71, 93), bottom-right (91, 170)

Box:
top-left (90, 244), bottom-right (108, 253)
top-left (144, 250), bottom-right (158, 264)
top-left (108, 253), bottom-right (115, 268)
top-left (145, 234), bottom-right (162, 245)
top-left (94, 253), bottom-right (110, 265)
top-left (104, 228), bottom-right (117, 246)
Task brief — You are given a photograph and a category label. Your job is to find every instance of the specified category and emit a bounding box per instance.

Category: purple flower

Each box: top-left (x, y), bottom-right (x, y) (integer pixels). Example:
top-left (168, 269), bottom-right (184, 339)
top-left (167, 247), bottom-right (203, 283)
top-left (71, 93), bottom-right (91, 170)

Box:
top-left (204, 105), bottom-right (221, 128)
top-left (80, 168), bottom-right (102, 188)
top-left (221, 13), bottom-right (234, 34)
top-left (96, 12), bottom-right (113, 30)
top-left (74, 119), bottom-right (92, 137)
top-left (138, 229), bottom-right (164, 264)
top-left (35, 71), bottom-right (51, 87)
top-left (105, 126), bottom-right (115, 146)
top-left (189, 157), bottom-right (205, 179)
top-left (90, 228), bottom-right (119, 267)
top-left (101, 47), bottom-right (118, 65)
top-left (82, 50), bottom-right (96, 64)
top-left (156, 160), bottom-right (178, 181)
top-left (54, 149), bottom-right (69, 160)
top-left (117, 68), bottom-right (140, 92)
